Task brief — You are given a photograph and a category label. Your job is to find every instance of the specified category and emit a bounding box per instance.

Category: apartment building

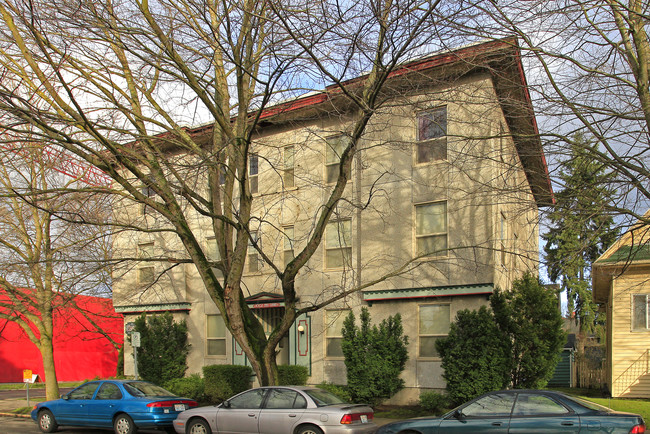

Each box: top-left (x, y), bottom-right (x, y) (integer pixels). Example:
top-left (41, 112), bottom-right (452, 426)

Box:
top-left (113, 38), bottom-right (553, 404)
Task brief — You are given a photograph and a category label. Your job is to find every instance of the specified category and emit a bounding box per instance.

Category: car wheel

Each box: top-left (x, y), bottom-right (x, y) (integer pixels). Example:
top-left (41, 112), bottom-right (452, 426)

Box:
top-left (187, 418), bottom-right (210, 434)
top-left (38, 409), bottom-right (58, 433)
top-left (296, 425), bottom-right (324, 434)
top-left (114, 413), bottom-right (138, 434)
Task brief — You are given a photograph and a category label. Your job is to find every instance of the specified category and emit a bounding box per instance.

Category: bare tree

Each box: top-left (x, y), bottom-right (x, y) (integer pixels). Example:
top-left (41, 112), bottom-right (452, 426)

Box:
top-left (0, 0), bottom-right (548, 385)
top-left (0, 134), bottom-right (113, 400)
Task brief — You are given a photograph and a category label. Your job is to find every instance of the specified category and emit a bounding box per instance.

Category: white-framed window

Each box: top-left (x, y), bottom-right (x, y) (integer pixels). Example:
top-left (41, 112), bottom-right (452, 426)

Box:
top-left (284, 146), bottom-right (294, 188)
top-left (632, 294), bottom-right (650, 330)
top-left (500, 212), bottom-right (507, 265)
top-left (325, 135), bottom-right (347, 184)
top-left (206, 237), bottom-right (221, 262)
top-left (283, 226), bottom-right (294, 268)
top-left (141, 182), bottom-right (155, 216)
top-left (206, 314), bottom-right (227, 356)
top-left (137, 243), bottom-right (155, 284)
top-left (325, 220), bottom-right (352, 269)
top-left (416, 107), bottom-right (447, 163)
top-left (418, 304), bottom-right (451, 358)
top-left (325, 309), bottom-right (349, 358)
top-left (415, 201), bottom-right (447, 257)
top-left (248, 230), bottom-right (260, 273)
top-left (249, 154), bottom-right (258, 194)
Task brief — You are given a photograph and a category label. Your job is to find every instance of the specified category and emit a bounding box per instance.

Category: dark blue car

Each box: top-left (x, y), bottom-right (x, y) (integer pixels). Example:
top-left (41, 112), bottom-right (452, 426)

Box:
top-left (31, 379), bottom-right (197, 434)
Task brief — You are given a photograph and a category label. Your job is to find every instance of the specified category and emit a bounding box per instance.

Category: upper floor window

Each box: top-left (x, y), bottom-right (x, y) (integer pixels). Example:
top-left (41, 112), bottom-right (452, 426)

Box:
top-left (248, 230), bottom-right (261, 273)
top-left (137, 242), bottom-right (155, 284)
top-left (206, 237), bottom-right (221, 262)
top-left (418, 304), bottom-right (450, 358)
top-left (283, 226), bottom-right (294, 268)
top-left (415, 201), bottom-right (447, 257)
top-left (325, 136), bottom-right (347, 184)
top-left (141, 181), bottom-right (156, 215)
top-left (249, 154), bottom-right (258, 194)
top-left (325, 220), bottom-right (351, 269)
top-left (207, 314), bottom-right (227, 356)
top-left (633, 294), bottom-right (650, 330)
top-left (325, 309), bottom-right (349, 358)
top-left (284, 146), bottom-right (294, 188)
top-left (417, 107), bottom-right (447, 163)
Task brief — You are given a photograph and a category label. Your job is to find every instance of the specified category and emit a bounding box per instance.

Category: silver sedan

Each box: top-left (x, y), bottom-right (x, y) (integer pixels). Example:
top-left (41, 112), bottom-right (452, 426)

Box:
top-left (173, 386), bottom-right (377, 434)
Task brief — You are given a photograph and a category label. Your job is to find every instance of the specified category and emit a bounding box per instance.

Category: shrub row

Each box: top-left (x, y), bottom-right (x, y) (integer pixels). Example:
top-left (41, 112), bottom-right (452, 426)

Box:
top-left (164, 364), bottom-right (309, 404)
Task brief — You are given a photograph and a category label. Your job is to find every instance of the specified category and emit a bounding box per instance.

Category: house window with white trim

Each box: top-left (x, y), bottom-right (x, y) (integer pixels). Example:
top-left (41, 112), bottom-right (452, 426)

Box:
top-left (325, 220), bottom-right (351, 269)
top-left (284, 146), bottom-right (294, 188)
top-left (419, 304), bottom-right (450, 358)
top-left (249, 154), bottom-right (259, 194)
top-left (632, 294), bottom-right (650, 330)
top-left (415, 202), bottom-right (447, 257)
top-left (283, 226), bottom-right (294, 268)
top-left (207, 314), bottom-right (226, 356)
top-left (248, 230), bottom-right (261, 273)
top-left (137, 243), bottom-right (155, 284)
top-left (325, 309), bottom-right (349, 358)
top-left (325, 136), bottom-right (347, 184)
top-left (416, 107), bottom-right (447, 163)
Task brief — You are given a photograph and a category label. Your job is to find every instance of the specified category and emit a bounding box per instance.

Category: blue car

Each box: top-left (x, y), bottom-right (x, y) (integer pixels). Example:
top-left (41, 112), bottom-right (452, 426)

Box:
top-left (31, 379), bottom-right (197, 434)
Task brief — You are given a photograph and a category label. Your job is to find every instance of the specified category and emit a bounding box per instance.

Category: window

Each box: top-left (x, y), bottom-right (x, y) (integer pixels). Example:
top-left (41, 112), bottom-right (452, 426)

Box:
top-left (417, 107), bottom-right (447, 163)
top-left (249, 154), bottom-right (258, 194)
top-left (207, 314), bottom-right (226, 356)
top-left (512, 394), bottom-right (568, 416)
top-left (463, 393), bottom-right (515, 417)
top-left (633, 294), bottom-right (650, 330)
top-left (228, 388), bottom-right (266, 409)
top-left (500, 212), bottom-right (507, 265)
top-left (69, 382), bottom-right (100, 400)
top-left (325, 136), bottom-right (347, 184)
top-left (141, 182), bottom-right (155, 215)
top-left (265, 389), bottom-right (307, 409)
top-left (415, 202), bottom-right (447, 257)
top-left (206, 237), bottom-right (221, 262)
top-left (325, 220), bottom-right (351, 269)
top-left (96, 383), bottom-right (123, 400)
top-left (284, 146), bottom-right (294, 188)
top-left (325, 309), bottom-right (349, 358)
top-left (419, 304), bottom-right (450, 358)
top-left (137, 243), bottom-right (155, 284)
top-left (248, 230), bottom-right (260, 273)
top-left (283, 226), bottom-right (294, 268)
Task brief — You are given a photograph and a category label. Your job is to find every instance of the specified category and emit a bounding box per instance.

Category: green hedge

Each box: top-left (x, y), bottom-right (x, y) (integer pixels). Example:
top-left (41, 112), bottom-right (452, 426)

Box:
top-left (164, 374), bottom-right (205, 402)
top-left (278, 365), bottom-right (309, 386)
top-left (203, 365), bottom-right (252, 403)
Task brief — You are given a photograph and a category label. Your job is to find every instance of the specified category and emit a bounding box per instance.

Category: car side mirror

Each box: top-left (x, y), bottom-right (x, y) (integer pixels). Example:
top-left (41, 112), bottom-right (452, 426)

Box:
top-left (222, 400), bottom-right (230, 408)
top-left (61, 394), bottom-right (69, 400)
top-left (454, 410), bottom-right (465, 420)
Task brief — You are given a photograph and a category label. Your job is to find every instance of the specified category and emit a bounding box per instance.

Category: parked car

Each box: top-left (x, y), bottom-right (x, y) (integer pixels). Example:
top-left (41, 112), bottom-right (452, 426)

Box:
top-left (31, 379), bottom-right (197, 434)
top-left (173, 386), bottom-right (376, 434)
top-left (377, 389), bottom-right (646, 434)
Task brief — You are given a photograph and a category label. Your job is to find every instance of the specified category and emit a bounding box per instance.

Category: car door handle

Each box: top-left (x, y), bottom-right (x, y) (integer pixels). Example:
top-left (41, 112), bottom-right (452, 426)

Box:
top-left (289, 414), bottom-right (297, 418)
top-left (248, 413), bottom-right (256, 417)
top-left (492, 422), bottom-right (502, 426)
top-left (561, 422), bottom-right (574, 426)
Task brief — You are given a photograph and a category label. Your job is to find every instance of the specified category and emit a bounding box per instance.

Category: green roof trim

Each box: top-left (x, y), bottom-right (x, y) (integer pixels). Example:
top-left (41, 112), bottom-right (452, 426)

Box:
top-left (114, 302), bottom-right (192, 313)
top-left (363, 283), bottom-right (494, 302)
top-left (599, 245), bottom-right (650, 264)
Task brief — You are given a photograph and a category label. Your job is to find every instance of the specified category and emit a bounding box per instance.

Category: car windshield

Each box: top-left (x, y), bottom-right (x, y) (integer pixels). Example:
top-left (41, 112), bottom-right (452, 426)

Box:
top-left (123, 382), bottom-right (175, 398)
top-left (304, 389), bottom-right (346, 407)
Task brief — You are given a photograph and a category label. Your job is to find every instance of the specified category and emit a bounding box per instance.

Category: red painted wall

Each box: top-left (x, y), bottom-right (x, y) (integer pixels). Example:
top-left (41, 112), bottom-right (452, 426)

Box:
top-left (0, 292), bottom-right (123, 383)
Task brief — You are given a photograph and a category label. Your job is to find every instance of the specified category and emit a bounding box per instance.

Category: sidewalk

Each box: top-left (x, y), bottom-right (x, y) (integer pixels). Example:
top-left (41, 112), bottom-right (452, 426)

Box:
top-left (0, 397), bottom-right (39, 418)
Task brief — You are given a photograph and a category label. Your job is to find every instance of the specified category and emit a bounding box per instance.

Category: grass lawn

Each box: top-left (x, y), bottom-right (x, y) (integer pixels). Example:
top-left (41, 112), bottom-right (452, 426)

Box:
top-left (584, 397), bottom-right (650, 423)
top-left (0, 382), bottom-right (81, 391)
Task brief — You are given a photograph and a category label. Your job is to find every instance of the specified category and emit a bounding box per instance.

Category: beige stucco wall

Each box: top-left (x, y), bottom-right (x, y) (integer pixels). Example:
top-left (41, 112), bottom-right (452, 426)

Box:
top-left (113, 72), bottom-right (541, 401)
